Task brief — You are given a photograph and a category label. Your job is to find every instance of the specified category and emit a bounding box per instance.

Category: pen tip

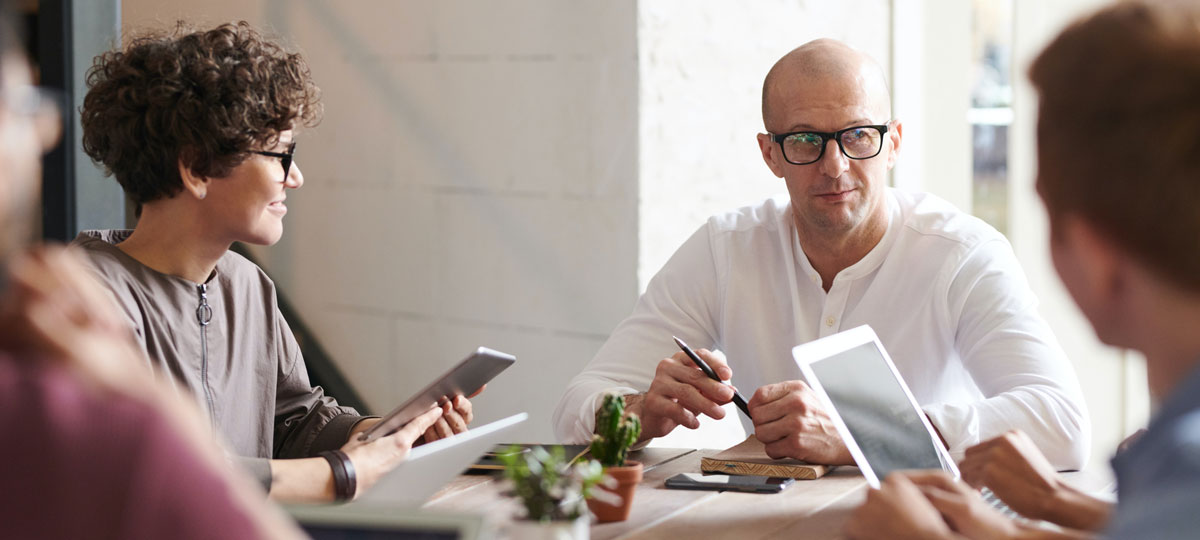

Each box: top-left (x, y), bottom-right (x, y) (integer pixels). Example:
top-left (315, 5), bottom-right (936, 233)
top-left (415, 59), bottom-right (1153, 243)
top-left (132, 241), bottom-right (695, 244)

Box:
top-left (672, 336), bottom-right (684, 347)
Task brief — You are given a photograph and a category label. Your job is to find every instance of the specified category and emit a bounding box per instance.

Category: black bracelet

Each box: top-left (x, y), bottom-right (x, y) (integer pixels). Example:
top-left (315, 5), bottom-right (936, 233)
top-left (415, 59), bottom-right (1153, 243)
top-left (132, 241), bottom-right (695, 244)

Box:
top-left (319, 450), bottom-right (357, 501)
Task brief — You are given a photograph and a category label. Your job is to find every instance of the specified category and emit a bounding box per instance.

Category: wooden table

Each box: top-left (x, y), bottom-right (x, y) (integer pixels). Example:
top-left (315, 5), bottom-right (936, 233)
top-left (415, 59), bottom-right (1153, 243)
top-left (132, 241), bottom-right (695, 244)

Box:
top-left (426, 448), bottom-right (1115, 540)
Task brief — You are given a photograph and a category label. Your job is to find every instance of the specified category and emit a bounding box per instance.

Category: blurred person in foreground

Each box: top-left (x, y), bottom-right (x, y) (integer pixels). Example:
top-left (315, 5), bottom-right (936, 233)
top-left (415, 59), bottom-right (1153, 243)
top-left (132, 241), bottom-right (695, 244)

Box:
top-left (846, 1), bottom-right (1200, 538)
top-left (0, 6), bottom-right (302, 539)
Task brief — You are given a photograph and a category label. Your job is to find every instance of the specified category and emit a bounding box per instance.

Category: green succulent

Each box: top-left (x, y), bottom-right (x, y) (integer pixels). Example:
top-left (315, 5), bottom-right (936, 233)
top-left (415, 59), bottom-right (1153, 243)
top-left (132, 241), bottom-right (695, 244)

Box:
top-left (499, 445), bottom-right (605, 523)
top-left (590, 393), bottom-right (642, 468)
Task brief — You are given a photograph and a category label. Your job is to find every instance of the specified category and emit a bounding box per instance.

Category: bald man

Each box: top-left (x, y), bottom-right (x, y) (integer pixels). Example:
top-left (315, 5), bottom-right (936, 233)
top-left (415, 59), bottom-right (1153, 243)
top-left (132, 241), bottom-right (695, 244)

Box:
top-left (553, 39), bottom-right (1089, 469)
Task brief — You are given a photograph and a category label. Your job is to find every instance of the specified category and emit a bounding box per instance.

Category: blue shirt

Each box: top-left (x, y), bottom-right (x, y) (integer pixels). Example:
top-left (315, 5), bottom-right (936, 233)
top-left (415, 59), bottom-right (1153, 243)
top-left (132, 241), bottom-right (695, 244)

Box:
top-left (1105, 364), bottom-right (1200, 539)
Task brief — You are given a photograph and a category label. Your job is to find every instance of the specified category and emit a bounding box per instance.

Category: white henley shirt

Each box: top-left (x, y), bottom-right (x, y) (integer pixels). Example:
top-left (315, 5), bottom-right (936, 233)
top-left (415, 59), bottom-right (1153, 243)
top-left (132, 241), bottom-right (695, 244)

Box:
top-left (553, 189), bottom-right (1090, 468)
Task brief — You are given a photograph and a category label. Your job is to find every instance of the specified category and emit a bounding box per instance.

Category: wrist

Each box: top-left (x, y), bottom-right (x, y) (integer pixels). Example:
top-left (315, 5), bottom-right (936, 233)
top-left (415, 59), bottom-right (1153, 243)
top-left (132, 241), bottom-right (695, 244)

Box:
top-left (618, 393), bottom-right (655, 443)
top-left (1044, 482), bottom-right (1110, 531)
top-left (319, 449), bottom-right (358, 502)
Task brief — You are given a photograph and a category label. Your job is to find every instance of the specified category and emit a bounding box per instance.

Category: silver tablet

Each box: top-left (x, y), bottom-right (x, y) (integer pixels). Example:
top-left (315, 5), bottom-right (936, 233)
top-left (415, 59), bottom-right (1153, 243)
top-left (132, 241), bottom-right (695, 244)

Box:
top-left (791, 325), bottom-right (957, 488)
top-left (359, 347), bottom-right (515, 443)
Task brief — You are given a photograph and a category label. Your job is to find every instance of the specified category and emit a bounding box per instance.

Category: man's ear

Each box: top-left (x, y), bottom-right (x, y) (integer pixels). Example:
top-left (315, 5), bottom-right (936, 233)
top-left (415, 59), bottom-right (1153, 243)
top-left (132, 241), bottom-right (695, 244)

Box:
top-left (885, 120), bottom-right (902, 170)
top-left (178, 158), bottom-right (209, 200)
top-left (757, 133), bottom-right (785, 178)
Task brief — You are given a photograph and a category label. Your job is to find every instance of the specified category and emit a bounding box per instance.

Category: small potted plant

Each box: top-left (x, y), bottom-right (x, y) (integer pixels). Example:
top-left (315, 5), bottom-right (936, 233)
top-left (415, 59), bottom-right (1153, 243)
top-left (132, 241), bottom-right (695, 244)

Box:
top-left (586, 393), bottom-right (644, 523)
top-left (499, 445), bottom-right (606, 540)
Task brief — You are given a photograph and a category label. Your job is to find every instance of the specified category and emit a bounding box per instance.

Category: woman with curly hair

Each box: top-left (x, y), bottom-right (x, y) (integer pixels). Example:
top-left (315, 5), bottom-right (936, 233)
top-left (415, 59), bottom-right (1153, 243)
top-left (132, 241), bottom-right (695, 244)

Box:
top-left (72, 21), bottom-right (475, 503)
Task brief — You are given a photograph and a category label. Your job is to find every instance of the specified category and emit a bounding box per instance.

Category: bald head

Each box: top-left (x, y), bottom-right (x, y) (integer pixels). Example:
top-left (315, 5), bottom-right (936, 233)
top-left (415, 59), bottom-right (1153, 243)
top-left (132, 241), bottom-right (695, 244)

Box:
top-left (761, 39), bottom-right (892, 130)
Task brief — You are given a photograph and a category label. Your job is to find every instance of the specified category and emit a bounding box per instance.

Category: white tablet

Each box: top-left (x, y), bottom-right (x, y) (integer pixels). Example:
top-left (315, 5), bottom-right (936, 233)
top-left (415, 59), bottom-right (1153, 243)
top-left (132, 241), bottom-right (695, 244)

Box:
top-left (360, 347), bottom-right (515, 443)
top-left (792, 325), bottom-right (958, 488)
top-left (353, 412), bottom-right (528, 507)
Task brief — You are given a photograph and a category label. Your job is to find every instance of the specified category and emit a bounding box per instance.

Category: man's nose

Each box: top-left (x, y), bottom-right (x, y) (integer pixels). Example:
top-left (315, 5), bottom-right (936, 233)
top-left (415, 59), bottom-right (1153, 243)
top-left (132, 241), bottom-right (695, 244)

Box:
top-left (818, 138), bottom-right (849, 178)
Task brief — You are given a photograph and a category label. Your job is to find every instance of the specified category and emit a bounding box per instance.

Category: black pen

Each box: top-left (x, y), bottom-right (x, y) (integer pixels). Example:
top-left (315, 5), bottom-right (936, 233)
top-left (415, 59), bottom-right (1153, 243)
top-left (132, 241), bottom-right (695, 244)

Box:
top-left (672, 336), bottom-right (752, 419)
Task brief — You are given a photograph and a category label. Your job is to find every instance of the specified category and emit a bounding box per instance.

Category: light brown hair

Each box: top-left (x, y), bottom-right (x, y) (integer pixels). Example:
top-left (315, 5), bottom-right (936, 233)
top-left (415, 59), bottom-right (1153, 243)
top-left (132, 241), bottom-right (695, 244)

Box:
top-left (1031, 0), bottom-right (1200, 292)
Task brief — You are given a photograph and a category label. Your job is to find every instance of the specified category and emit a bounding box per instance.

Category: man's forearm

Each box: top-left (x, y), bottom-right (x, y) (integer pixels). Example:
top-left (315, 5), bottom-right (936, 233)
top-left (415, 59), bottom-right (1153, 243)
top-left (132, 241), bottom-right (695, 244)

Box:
top-left (1045, 483), bottom-right (1112, 532)
top-left (1012, 523), bottom-right (1094, 540)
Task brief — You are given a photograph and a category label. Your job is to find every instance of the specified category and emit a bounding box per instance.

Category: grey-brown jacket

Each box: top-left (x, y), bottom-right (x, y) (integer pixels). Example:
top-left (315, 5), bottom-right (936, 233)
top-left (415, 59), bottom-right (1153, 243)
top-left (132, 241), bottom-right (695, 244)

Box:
top-left (74, 230), bottom-right (366, 491)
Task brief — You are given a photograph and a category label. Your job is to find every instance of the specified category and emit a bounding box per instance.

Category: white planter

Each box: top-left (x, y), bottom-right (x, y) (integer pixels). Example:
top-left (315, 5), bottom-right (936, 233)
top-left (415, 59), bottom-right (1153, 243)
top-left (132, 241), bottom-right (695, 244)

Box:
top-left (504, 516), bottom-right (589, 540)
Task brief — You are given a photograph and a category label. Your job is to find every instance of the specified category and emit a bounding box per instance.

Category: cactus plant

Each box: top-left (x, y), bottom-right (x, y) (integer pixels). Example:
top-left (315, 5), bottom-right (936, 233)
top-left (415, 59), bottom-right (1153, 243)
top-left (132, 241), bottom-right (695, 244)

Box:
top-left (590, 393), bottom-right (642, 467)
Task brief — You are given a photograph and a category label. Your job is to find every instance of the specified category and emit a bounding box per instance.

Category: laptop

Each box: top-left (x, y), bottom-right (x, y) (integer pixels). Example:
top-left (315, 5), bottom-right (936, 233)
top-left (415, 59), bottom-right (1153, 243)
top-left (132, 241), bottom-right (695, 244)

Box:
top-left (351, 412), bottom-right (528, 507)
top-left (288, 505), bottom-right (490, 540)
top-left (792, 325), bottom-right (1019, 518)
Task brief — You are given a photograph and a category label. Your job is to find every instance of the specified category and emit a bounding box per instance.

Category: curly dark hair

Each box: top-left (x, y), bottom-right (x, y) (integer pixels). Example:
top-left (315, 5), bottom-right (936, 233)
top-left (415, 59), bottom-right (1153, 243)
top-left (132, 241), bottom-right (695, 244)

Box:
top-left (81, 21), bottom-right (322, 206)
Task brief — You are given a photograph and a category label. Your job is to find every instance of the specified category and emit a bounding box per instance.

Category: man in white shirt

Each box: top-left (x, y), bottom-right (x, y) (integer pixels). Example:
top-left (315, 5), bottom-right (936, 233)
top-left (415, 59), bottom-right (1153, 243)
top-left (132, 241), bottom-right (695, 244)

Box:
top-left (553, 38), bottom-right (1090, 469)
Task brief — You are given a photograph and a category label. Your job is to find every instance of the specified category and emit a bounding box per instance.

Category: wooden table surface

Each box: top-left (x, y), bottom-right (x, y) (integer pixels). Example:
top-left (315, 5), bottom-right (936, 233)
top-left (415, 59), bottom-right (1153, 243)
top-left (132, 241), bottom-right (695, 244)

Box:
top-left (425, 447), bottom-right (1115, 540)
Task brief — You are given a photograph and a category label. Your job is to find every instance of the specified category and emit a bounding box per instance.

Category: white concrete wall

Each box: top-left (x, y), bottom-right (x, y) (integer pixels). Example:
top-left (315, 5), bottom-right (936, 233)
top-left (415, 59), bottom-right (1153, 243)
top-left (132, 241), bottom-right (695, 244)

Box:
top-left (890, 0), bottom-right (972, 208)
top-left (123, 0), bottom-right (640, 443)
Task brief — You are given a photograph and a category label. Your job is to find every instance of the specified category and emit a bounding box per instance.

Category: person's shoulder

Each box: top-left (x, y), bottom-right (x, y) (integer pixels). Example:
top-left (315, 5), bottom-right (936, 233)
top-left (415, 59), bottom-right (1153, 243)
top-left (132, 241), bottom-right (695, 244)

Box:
top-left (1158, 406), bottom-right (1200, 472)
top-left (70, 229), bottom-right (143, 287)
top-left (892, 189), bottom-right (1005, 249)
top-left (705, 194), bottom-right (791, 236)
top-left (216, 248), bottom-right (277, 292)
top-left (1117, 402), bottom-right (1200, 486)
top-left (1107, 408), bottom-right (1200, 539)
top-left (71, 229), bottom-right (132, 267)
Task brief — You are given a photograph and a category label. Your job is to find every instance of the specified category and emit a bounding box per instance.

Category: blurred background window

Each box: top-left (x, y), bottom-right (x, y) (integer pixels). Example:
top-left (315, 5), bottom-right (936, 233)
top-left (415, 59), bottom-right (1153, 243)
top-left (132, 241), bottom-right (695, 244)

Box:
top-left (969, 0), bottom-right (1014, 236)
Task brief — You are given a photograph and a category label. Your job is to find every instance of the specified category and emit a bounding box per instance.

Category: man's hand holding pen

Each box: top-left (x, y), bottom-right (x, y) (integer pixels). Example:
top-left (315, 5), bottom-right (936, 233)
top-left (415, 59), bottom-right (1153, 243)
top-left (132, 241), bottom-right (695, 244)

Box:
top-left (624, 347), bottom-right (738, 441)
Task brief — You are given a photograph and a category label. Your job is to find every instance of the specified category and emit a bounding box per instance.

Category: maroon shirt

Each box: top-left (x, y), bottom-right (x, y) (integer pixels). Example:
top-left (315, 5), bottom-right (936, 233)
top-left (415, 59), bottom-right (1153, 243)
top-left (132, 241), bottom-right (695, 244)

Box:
top-left (0, 355), bottom-right (262, 539)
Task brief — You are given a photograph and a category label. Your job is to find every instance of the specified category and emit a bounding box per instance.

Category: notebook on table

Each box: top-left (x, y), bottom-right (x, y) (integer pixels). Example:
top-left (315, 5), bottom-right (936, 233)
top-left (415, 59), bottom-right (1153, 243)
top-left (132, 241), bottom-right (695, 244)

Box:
top-left (700, 436), bottom-right (831, 480)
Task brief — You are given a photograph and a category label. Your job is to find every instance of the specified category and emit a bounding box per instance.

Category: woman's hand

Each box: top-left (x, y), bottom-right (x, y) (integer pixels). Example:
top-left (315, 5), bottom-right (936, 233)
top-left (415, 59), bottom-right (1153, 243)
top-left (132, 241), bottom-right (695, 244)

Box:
top-left (960, 430), bottom-right (1111, 530)
top-left (341, 406), bottom-right (444, 496)
top-left (846, 472), bottom-right (964, 540)
top-left (420, 385), bottom-right (484, 444)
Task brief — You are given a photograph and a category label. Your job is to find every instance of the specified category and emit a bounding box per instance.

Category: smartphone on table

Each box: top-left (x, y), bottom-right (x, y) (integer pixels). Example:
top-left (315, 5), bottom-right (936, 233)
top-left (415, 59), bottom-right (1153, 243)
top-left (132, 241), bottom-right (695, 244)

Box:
top-left (664, 473), bottom-right (794, 493)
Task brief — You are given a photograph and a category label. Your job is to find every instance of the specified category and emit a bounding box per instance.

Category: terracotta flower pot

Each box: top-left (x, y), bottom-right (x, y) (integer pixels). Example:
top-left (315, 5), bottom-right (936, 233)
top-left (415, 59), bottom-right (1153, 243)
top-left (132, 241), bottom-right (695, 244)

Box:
top-left (587, 461), bottom-right (644, 523)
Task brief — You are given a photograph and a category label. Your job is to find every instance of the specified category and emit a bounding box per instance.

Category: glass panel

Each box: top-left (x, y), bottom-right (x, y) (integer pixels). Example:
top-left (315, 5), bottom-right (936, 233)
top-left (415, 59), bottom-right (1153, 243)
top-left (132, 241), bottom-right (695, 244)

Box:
top-left (972, 123), bottom-right (1009, 235)
top-left (970, 0), bottom-right (1014, 236)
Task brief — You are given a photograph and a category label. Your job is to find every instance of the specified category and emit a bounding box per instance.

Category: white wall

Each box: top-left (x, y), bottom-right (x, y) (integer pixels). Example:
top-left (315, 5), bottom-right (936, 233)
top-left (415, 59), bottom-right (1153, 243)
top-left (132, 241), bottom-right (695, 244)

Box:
top-left (123, 0), bottom-right (640, 443)
top-left (890, 0), bottom-right (972, 208)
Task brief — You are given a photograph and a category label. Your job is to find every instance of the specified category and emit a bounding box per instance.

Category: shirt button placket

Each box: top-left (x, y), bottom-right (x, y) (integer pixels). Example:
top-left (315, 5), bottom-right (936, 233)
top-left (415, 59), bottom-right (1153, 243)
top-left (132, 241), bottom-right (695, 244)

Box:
top-left (820, 277), bottom-right (848, 337)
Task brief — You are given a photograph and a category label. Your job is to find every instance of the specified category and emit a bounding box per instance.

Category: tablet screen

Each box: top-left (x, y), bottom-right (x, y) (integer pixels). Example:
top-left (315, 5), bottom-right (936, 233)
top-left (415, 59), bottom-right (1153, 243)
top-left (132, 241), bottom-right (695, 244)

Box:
top-left (362, 347), bottom-right (514, 443)
top-left (808, 342), bottom-right (943, 480)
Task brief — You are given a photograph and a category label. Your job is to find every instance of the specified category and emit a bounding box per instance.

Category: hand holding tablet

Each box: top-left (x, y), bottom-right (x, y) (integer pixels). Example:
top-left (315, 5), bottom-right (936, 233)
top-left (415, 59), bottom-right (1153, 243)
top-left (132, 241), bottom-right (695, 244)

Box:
top-left (358, 347), bottom-right (515, 444)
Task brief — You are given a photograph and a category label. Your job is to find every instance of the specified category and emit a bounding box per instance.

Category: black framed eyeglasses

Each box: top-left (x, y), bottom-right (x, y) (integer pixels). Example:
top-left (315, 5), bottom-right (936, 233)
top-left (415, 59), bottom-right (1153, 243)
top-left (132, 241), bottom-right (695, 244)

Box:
top-left (769, 124), bottom-right (890, 165)
top-left (251, 141), bottom-right (296, 183)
